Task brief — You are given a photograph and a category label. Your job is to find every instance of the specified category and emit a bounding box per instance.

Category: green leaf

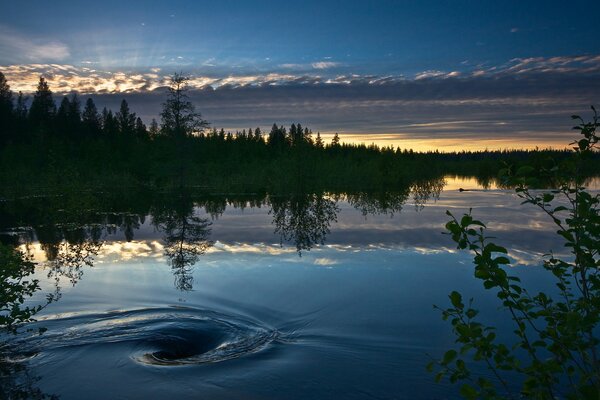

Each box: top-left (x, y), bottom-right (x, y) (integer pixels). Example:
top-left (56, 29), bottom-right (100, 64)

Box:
top-left (459, 384), bottom-right (478, 399)
top-left (443, 350), bottom-right (458, 364)
top-left (495, 256), bottom-right (510, 265)
top-left (450, 291), bottom-right (463, 308)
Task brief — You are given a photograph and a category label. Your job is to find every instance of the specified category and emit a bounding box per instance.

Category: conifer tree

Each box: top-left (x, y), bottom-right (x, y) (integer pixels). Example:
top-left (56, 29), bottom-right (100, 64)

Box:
top-left (0, 72), bottom-right (14, 143)
top-left (82, 98), bottom-right (101, 136)
top-left (135, 117), bottom-right (147, 138)
top-left (116, 99), bottom-right (136, 135)
top-left (29, 77), bottom-right (55, 136)
top-left (160, 73), bottom-right (208, 138)
top-left (148, 118), bottom-right (159, 138)
top-left (331, 132), bottom-right (340, 147)
top-left (315, 132), bottom-right (324, 149)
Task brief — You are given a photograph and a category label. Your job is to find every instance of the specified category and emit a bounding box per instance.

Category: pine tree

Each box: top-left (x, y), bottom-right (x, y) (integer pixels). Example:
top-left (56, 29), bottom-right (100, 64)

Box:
top-left (135, 117), bottom-right (147, 139)
top-left (29, 77), bottom-right (55, 136)
top-left (254, 126), bottom-right (262, 142)
top-left (0, 72), bottom-right (14, 143)
top-left (148, 118), bottom-right (159, 138)
top-left (160, 73), bottom-right (209, 138)
top-left (331, 132), bottom-right (340, 147)
top-left (67, 93), bottom-right (82, 137)
top-left (116, 99), bottom-right (136, 135)
top-left (55, 96), bottom-right (70, 137)
top-left (14, 92), bottom-right (29, 142)
top-left (82, 98), bottom-right (101, 136)
top-left (315, 132), bottom-right (324, 149)
top-left (102, 108), bottom-right (118, 136)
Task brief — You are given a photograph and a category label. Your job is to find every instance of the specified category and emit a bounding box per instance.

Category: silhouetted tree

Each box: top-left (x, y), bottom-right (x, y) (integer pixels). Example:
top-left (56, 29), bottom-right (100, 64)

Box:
top-left (331, 132), bottom-right (340, 147)
top-left (55, 96), bottom-right (70, 137)
top-left (148, 118), bottom-right (159, 138)
top-left (315, 132), bottom-right (324, 149)
top-left (14, 92), bottom-right (28, 142)
top-left (254, 126), bottom-right (262, 142)
top-left (67, 94), bottom-right (82, 138)
top-left (116, 99), bottom-right (136, 136)
top-left (160, 73), bottom-right (208, 138)
top-left (268, 123), bottom-right (287, 148)
top-left (82, 98), bottom-right (101, 136)
top-left (28, 77), bottom-right (55, 139)
top-left (102, 108), bottom-right (118, 136)
top-left (0, 72), bottom-right (14, 144)
top-left (135, 117), bottom-right (147, 139)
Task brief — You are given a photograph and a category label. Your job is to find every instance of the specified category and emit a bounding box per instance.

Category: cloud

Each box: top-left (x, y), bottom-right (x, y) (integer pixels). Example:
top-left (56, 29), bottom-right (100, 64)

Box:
top-left (0, 25), bottom-right (70, 63)
top-left (2, 54), bottom-right (599, 149)
top-left (311, 61), bottom-right (339, 69)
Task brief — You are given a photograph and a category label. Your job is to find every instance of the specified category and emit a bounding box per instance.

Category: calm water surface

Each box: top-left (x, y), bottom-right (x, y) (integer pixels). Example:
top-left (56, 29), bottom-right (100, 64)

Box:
top-left (1, 177), bottom-right (593, 399)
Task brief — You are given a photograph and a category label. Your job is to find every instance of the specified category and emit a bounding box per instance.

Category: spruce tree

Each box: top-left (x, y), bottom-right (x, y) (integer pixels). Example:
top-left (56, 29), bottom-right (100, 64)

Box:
top-left (160, 73), bottom-right (208, 138)
top-left (82, 98), bottom-right (101, 136)
top-left (116, 99), bottom-right (136, 135)
top-left (28, 77), bottom-right (55, 137)
top-left (0, 72), bottom-right (14, 143)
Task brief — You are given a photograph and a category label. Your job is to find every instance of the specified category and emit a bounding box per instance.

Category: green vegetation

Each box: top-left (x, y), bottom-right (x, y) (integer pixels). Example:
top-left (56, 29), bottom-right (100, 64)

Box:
top-left (429, 109), bottom-right (600, 398)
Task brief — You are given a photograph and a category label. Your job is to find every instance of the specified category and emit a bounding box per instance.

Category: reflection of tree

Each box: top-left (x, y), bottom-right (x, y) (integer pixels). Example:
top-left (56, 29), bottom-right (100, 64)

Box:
top-left (0, 357), bottom-right (58, 399)
top-left (153, 196), bottom-right (213, 291)
top-left (411, 177), bottom-right (445, 210)
top-left (347, 177), bottom-right (446, 216)
top-left (347, 190), bottom-right (411, 217)
top-left (269, 193), bottom-right (339, 254)
top-left (46, 240), bottom-right (103, 289)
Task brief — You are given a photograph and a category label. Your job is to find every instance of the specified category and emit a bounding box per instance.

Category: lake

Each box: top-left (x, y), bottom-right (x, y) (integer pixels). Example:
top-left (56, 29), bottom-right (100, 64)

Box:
top-left (0, 176), bottom-right (592, 399)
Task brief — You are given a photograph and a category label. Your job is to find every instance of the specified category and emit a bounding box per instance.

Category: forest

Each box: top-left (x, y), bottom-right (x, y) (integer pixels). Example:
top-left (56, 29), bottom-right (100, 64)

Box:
top-left (1, 72), bottom-right (598, 196)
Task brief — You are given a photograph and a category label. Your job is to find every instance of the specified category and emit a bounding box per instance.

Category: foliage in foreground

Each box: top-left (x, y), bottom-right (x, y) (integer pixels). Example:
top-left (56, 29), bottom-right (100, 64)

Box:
top-left (429, 109), bottom-right (600, 399)
top-left (0, 244), bottom-right (50, 334)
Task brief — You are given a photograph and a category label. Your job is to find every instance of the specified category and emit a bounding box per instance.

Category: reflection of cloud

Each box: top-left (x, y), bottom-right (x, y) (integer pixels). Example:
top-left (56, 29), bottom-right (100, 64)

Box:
top-left (314, 257), bottom-right (339, 266)
top-left (0, 26), bottom-right (70, 62)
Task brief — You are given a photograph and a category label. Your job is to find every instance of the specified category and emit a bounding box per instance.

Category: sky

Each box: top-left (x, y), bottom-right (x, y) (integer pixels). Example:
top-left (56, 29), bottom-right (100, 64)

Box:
top-left (1, 0), bottom-right (600, 150)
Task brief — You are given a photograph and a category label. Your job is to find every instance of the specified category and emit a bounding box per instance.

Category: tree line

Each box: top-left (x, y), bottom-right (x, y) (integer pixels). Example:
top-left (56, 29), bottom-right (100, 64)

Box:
top-left (0, 71), bottom-right (598, 193)
top-left (0, 72), bottom-right (341, 148)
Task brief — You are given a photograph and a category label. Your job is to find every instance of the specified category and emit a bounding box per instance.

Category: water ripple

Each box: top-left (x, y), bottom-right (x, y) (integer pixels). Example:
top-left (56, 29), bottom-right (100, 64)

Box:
top-left (8, 306), bottom-right (281, 367)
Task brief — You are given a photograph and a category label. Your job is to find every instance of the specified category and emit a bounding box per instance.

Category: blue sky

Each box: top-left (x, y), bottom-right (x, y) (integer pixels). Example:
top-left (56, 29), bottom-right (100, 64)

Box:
top-left (1, 0), bottom-right (599, 149)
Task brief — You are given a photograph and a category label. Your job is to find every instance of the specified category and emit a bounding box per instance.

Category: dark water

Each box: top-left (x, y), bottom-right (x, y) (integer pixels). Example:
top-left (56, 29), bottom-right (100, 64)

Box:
top-left (0, 177), bottom-right (593, 399)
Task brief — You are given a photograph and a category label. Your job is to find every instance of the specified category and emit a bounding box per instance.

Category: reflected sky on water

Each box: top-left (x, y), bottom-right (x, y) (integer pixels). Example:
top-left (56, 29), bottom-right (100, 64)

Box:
top-left (0, 177), bottom-right (595, 399)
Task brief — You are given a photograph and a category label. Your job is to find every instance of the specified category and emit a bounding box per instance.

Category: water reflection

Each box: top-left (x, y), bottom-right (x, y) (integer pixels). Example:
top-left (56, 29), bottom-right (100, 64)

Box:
top-left (269, 193), bottom-right (339, 254)
top-left (0, 176), bottom-right (583, 399)
top-left (0, 356), bottom-right (57, 400)
top-left (0, 179), bottom-right (446, 295)
top-left (152, 193), bottom-right (213, 291)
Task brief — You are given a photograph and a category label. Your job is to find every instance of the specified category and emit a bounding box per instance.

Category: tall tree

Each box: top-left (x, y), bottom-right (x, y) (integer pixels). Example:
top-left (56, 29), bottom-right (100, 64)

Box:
top-left (254, 126), bottom-right (262, 142)
top-left (116, 99), bottom-right (136, 135)
top-left (55, 96), bottom-right (71, 137)
top-left (0, 72), bottom-right (14, 143)
top-left (148, 118), bottom-right (159, 138)
top-left (268, 123), bottom-right (286, 148)
top-left (67, 93), bottom-right (82, 137)
top-left (28, 77), bottom-right (55, 137)
top-left (315, 132), bottom-right (324, 149)
top-left (102, 107), bottom-right (118, 136)
top-left (82, 98), bottom-right (101, 136)
top-left (160, 73), bottom-right (209, 138)
top-left (135, 117), bottom-right (147, 139)
top-left (14, 92), bottom-right (29, 141)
